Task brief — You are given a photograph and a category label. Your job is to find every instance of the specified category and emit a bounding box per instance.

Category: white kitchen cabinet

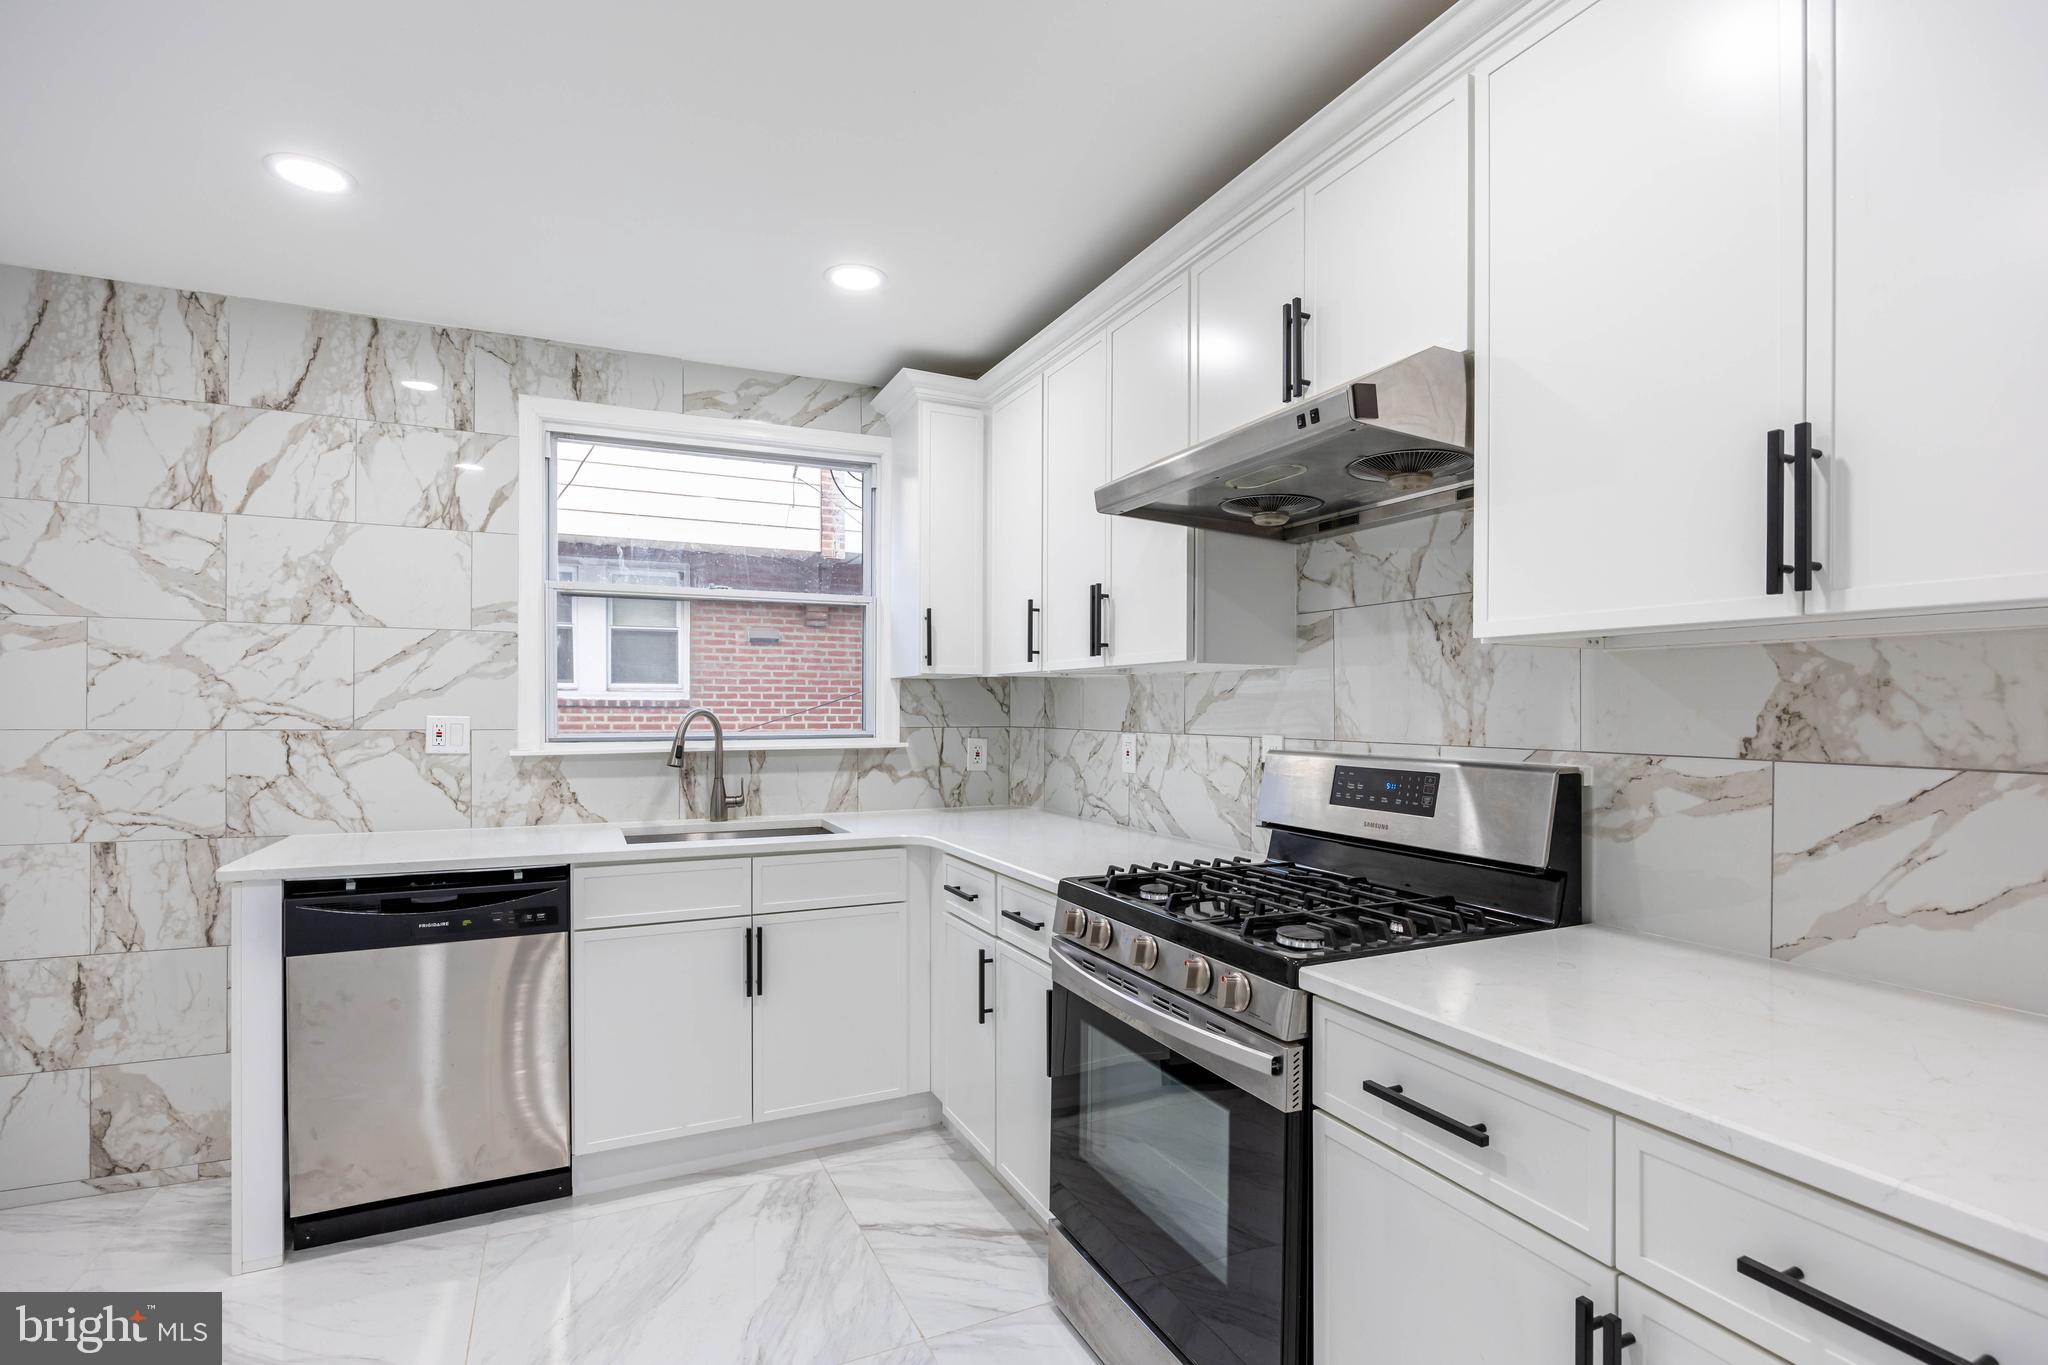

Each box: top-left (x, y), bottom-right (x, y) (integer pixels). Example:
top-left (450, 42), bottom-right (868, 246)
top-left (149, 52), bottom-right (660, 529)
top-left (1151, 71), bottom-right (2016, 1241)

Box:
top-left (1105, 276), bottom-right (1195, 668)
top-left (992, 943), bottom-right (1052, 1219)
top-left (1040, 332), bottom-right (1113, 672)
top-left (1616, 1280), bottom-right (1785, 1365)
top-left (1472, 0), bottom-right (1808, 640)
top-left (874, 371), bottom-right (986, 676)
top-left (572, 917), bottom-right (754, 1153)
top-left (1804, 0), bottom-right (2048, 620)
top-left (751, 902), bottom-right (907, 1123)
top-left (986, 376), bottom-right (1046, 674)
top-left (1192, 191), bottom-right (1305, 442)
top-left (1305, 84), bottom-right (1469, 385)
top-left (1314, 1110), bottom-right (1616, 1364)
top-left (937, 907), bottom-right (999, 1163)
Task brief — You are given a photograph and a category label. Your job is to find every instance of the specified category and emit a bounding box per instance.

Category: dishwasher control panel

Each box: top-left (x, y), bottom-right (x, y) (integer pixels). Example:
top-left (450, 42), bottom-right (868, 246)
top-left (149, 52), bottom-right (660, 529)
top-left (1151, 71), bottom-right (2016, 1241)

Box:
top-left (413, 906), bottom-right (558, 935)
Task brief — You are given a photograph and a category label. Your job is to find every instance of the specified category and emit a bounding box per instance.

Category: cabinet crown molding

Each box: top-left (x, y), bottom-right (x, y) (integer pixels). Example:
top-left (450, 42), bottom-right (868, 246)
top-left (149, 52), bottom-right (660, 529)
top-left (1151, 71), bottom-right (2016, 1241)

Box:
top-left (874, 368), bottom-right (987, 424)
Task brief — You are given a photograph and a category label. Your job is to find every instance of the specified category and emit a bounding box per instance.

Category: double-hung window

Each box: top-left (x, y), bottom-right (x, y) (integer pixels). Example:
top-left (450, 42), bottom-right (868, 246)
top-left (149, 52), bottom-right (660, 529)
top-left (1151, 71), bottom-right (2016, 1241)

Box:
top-left (520, 402), bottom-right (889, 751)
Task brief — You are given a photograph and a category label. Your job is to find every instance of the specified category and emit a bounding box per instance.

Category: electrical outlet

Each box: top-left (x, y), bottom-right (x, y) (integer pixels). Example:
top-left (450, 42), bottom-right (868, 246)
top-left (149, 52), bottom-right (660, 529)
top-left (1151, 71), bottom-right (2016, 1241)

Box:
top-left (1120, 733), bottom-right (1137, 775)
top-left (426, 716), bottom-right (470, 755)
top-left (965, 735), bottom-right (989, 772)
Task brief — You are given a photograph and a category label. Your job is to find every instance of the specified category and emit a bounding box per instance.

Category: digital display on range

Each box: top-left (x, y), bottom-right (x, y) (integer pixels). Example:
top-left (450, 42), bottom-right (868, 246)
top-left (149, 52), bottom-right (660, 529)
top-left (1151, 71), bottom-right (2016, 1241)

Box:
top-left (1330, 765), bottom-right (1440, 817)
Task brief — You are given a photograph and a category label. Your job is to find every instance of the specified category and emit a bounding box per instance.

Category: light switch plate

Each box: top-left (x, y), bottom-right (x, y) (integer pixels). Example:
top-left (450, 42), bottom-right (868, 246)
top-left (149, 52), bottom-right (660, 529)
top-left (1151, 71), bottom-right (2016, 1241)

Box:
top-left (1120, 733), bottom-right (1137, 774)
top-left (965, 735), bottom-right (989, 772)
top-left (426, 716), bottom-right (470, 754)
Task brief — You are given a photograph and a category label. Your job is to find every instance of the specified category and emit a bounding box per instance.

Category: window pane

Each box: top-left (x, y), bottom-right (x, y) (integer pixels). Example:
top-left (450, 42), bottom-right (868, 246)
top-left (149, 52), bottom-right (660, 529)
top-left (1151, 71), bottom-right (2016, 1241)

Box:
top-left (610, 597), bottom-right (677, 628)
top-left (556, 623), bottom-right (574, 685)
top-left (553, 438), bottom-right (866, 595)
top-left (610, 629), bottom-right (679, 686)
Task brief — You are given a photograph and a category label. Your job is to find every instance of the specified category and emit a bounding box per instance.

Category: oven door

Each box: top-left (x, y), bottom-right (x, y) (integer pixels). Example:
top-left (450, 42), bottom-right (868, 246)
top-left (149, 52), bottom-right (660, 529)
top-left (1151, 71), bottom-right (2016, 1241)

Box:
top-left (1049, 940), bottom-right (1307, 1365)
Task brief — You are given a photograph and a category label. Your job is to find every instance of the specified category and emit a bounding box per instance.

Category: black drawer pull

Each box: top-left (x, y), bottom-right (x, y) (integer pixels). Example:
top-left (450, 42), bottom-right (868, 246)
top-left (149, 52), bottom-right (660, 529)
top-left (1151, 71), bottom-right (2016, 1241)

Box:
top-left (942, 883), bottom-right (980, 903)
top-left (1573, 1298), bottom-right (1634, 1365)
top-left (1363, 1080), bottom-right (1490, 1148)
top-left (1001, 908), bottom-right (1046, 933)
top-left (1735, 1258), bottom-right (1997, 1365)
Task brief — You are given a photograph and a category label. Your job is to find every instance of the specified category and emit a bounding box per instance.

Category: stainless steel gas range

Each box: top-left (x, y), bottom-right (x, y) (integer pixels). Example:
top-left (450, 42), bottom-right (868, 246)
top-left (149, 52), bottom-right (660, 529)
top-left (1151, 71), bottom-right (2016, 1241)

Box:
top-left (1045, 750), bottom-right (1582, 1365)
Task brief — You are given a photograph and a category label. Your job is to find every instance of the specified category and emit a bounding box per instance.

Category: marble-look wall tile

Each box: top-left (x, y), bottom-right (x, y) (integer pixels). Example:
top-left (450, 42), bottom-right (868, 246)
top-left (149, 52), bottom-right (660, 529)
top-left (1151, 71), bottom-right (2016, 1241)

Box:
top-left (0, 1159), bottom-right (227, 1210)
top-left (856, 731), bottom-right (945, 811)
top-left (353, 628), bottom-right (517, 729)
top-left (0, 947), bottom-right (226, 1073)
top-left (471, 532), bottom-right (518, 632)
top-left (86, 395), bottom-right (353, 519)
top-left (683, 364), bottom-right (865, 432)
top-left (1334, 593), bottom-right (1578, 750)
top-left (1187, 613), bottom-right (1334, 740)
top-left (1585, 630), bottom-right (2048, 774)
top-left (701, 748), bottom-right (862, 820)
top-left (352, 425), bottom-right (515, 531)
top-left (362, 319), bottom-right (472, 430)
top-left (1006, 727), bottom-right (1046, 806)
top-left (858, 390), bottom-right (889, 437)
top-left (1040, 730), bottom-right (1125, 824)
top-left (898, 677), bottom-right (1009, 731)
top-left (89, 1053), bottom-right (228, 1178)
top-left (226, 516), bottom-right (470, 628)
top-left (0, 269), bottom-right (227, 401)
top-left (0, 616), bottom-right (87, 729)
top-left (1006, 677), bottom-right (1050, 730)
top-left (1130, 734), bottom-right (1261, 852)
top-left (89, 839), bottom-right (238, 952)
top-left (471, 332), bottom-right (684, 436)
top-left (0, 381), bottom-right (87, 500)
top-left (86, 619), bottom-right (352, 729)
top-left (1772, 762), bottom-right (2048, 1013)
top-left (0, 843), bottom-right (91, 960)
top-left (227, 731), bottom-right (468, 835)
top-left (225, 298), bottom-right (374, 420)
top-left (1297, 507), bottom-right (1471, 612)
top-left (0, 499), bottom-right (225, 620)
top-left (0, 730), bottom-right (227, 842)
top-left (0, 1070), bottom-right (90, 1188)
top-left (1045, 674), bottom-right (1184, 734)
top-left (470, 730), bottom-right (680, 827)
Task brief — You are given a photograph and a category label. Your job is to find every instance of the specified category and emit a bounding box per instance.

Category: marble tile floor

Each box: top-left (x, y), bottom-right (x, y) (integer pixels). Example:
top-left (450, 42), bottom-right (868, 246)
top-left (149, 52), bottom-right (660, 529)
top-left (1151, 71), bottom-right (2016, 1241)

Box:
top-left (0, 1126), bottom-right (1103, 1364)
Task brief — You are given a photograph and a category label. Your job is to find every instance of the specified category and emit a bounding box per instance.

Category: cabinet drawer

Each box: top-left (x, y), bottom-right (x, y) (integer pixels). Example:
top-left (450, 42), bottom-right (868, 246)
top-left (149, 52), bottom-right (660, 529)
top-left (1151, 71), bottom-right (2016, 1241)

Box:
top-left (936, 856), bottom-right (995, 928)
top-left (1313, 1002), bottom-right (1613, 1259)
top-left (994, 879), bottom-right (1054, 958)
top-left (754, 847), bottom-right (907, 914)
top-left (1617, 1121), bottom-right (2048, 1365)
top-left (571, 857), bottom-right (751, 930)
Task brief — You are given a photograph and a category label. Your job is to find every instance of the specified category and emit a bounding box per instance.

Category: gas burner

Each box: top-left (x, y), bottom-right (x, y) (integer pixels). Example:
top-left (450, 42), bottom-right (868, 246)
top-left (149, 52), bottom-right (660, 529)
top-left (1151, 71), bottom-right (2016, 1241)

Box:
top-left (1182, 900), bottom-right (1233, 923)
top-left (1273, 924), bottom-right (1330, 950)
top-left (1135, 880), bottom-right (1172, 904)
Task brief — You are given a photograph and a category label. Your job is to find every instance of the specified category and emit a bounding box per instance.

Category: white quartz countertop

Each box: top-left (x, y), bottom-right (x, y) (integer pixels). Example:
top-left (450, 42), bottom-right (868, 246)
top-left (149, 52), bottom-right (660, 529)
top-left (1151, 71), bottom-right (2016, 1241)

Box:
top-left (215, 806), bottom-right (1237, 894)
top-left (1302, 926), bottom-right (2048, 1278)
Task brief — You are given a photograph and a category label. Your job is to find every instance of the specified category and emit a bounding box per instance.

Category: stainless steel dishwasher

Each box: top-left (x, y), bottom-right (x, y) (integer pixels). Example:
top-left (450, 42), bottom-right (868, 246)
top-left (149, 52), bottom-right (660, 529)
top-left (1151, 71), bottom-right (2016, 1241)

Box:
top-left (283, 865), bottom-right (571, 1249)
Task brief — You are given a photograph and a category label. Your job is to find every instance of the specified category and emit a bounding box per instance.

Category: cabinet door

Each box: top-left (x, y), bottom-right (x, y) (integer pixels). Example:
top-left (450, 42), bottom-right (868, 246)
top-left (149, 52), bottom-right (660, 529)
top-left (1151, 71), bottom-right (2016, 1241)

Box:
top-left (1314, 1112), bottom-right (1615, 1364)
top-left (1616, 1279), bottom-right (1783, 1365)
top-left (1807, 0), bottom-right (2048, 617)
top-left (1041, 333), bottom-right (1112, 672)
top-left (1106, 276), bottom-right (1194, 667)
top-left (936, 910), bottom-right (998, 1163)
top-left (571, 919), bottom-right (753, 1153)
top-left (1306, 85), bottom-right (1469, 384)
top-left (1473, 0), bottom-right (1807, 639)
top-left (752, 904), bottom-right (908, 1123)
top-left (993, 945), bottom-right (1051, 1219)
top-left (1192, 191), bottom-right (1304, 442)
top-left (923, 403), bottom-right (986, 674)
top-left (986, 377), bottom-right (1046, 675)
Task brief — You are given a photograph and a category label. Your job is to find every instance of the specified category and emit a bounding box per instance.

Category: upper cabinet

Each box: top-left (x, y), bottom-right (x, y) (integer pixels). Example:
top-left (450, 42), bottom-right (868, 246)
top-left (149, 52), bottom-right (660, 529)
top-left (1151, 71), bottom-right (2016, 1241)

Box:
top-left (986, 377), bottom-right (1046, 675)
top-left (1192, 192), bottom-right (1307, 441)
top-left (1105, 278), bottom-right (1195, 669)
top-left (1040, 332), bottom-right (1113, 672)
top-left (875, 373), bottom-right (986, 675)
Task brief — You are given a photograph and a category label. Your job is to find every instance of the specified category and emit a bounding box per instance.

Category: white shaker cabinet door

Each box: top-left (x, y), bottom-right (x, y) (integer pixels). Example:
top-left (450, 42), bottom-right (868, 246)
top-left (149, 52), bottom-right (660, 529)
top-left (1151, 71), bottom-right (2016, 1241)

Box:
top-left (1806, 0), bottom-right (2048, 617)
top-left (1106, 275), bottom-right (1194, 667)
top-left (992, 944), bottom-right (1052, 1220)
top-left (936, 909), bottom-right (999, 1164)
top-left (986, 377), bottom-right (1046, 675)
top-left (1616, 1279), bottom-right (1783, 1365)
top-left (751, 903), bottom-right (908, 1123)
top-left (1041, 332), bottom-right (1112, 672)
top-left (1192, 192), bottom-right (1305, 442)
top-left (1473, 0), bottom-right (1807, 639)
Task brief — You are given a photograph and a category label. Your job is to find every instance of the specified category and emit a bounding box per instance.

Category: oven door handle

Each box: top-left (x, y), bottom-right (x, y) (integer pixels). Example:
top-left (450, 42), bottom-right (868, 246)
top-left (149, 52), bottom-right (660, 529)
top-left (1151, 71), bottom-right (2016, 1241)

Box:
top-left (1051, 941), bottom-right (1302, 1112)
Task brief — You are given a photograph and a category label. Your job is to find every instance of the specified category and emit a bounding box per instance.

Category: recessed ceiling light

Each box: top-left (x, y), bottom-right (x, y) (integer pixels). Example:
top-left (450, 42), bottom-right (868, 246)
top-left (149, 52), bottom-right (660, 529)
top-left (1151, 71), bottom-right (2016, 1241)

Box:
top-left (826, 263), bottom-right (885, 292)
top-left (399, 378), bottom-right (439, 392)
top-left (264, 153), bottom-right (354, 194)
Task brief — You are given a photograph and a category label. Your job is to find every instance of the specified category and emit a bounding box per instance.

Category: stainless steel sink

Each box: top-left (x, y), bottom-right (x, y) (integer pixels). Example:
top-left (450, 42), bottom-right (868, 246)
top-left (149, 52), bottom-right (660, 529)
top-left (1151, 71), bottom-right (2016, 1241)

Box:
top-left (622, 822), bottom-right (837, 845)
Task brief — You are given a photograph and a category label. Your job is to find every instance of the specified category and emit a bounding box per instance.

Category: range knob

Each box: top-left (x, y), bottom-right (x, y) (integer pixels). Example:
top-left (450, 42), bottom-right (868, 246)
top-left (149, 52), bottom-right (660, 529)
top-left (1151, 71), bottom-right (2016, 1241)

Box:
top-left (1182, 956), bottom-right (1214, 994)
top-left (1084, 915), bottom-right (1115, 951)
top-left (1057, 905), bottom-right (1088, 939)
top-left (1127, 935), bottom-right (1159, 970)
top-left (1215, 971), bottom-right (1253, 1013)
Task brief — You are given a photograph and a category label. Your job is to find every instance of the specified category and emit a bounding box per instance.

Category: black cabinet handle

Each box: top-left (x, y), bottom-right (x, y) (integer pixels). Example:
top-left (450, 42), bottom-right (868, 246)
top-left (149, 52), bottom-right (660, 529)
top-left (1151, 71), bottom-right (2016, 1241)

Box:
top-left (1088, 583), bottom-right (1109, 658)
top-left (751, 924), bottom-right (765, 998)
top-left (744, 922), bottom-right (755, 998)
top-left (1791, 421), bottom-right (1822, 592)
top-left (1280, 300), bottom-right (1295, 403)
top-left (1363, 1080), bottom-right (1490, 1147)
top-left (1025, 598), bottom-right (1039, 662)
top-left (1765, 427), bottom-right (1787, 595)
top-left (1291, 296), bottom-right (1311, 398)
top-left (976, 949), bottom-right (994, 1022)
top-left (1002, 908), bottom-right (1046, 933)
top-left (942, 883), bottom-right (979, 903)
top-left (1573, 1298), bottom-right (1634, 1365)
top-left (923, 606), bottom-right (933, 668)
top-left (1044, 987), bottom-right (1056, 1078)
top-left (1736, 1258), bottom-right (1996, 1365)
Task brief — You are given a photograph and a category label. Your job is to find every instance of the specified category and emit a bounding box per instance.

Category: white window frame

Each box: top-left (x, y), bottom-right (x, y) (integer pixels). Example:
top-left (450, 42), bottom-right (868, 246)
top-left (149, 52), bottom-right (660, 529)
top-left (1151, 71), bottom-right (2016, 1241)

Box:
top-left (516, 396), bottom-right (899, 756)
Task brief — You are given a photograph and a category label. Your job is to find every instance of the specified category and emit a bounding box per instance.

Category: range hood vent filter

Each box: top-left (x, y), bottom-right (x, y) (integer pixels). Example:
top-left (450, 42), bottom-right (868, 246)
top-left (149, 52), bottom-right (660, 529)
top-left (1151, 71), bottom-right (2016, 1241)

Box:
top-left (1345, 448), bottom-right (1472, 492)
top-left (1220, 493), bottom-right (1325, 528)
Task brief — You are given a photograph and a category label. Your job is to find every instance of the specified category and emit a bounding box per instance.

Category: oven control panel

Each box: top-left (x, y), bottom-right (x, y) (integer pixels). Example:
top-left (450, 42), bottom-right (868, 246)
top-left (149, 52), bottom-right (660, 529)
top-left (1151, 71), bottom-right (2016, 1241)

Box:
top-left (1329, 764), bottom-right (1439, 818)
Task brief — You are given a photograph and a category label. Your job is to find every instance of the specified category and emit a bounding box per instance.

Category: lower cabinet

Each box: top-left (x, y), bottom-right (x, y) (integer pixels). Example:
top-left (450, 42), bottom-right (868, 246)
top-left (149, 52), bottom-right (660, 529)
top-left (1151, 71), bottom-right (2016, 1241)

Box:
top-left (937, 907), bottom-right (999, 1163)
top-left (752, 903), bottom-right (907, 1123)
top-left (1617, 1279), bottom-right (1782, 1365)
top-left (992, 943), bottom-right (1051, 1218)
top-left (1313, 1111), bottom-right (1615, 1364)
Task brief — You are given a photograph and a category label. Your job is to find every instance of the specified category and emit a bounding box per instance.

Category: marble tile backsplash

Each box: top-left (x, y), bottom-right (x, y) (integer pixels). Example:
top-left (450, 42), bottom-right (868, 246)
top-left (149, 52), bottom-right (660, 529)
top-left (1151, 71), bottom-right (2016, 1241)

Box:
top-left (0, 262), bottom-right (904, 1207)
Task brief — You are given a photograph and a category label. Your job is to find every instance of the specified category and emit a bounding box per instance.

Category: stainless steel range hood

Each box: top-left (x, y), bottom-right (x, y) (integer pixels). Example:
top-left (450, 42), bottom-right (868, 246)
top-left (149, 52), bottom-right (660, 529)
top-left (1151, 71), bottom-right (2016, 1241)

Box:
top-left (1094, 346), bottom-right (1471, 542)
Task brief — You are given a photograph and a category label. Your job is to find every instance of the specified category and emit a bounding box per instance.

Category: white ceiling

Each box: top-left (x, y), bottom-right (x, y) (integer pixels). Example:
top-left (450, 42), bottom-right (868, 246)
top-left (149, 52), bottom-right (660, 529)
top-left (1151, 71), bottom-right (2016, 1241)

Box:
top-left (0, 0), bottom-right (1454, 386)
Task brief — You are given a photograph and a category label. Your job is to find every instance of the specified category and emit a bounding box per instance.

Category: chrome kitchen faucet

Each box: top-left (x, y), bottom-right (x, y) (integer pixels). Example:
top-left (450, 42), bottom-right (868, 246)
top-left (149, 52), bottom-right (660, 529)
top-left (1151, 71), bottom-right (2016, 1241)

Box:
top-left (667, 707), bottom-right (747, 821)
